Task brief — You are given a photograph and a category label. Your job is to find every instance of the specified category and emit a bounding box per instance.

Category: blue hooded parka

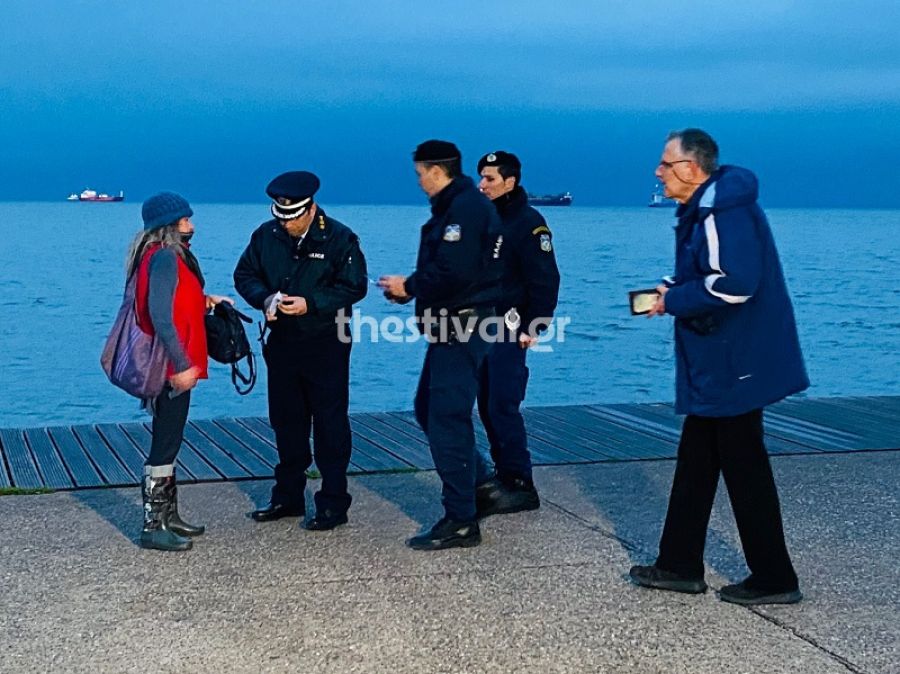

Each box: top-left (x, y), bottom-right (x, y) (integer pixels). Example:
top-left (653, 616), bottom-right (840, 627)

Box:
top-left (664, 165), bottom-right (809, 416)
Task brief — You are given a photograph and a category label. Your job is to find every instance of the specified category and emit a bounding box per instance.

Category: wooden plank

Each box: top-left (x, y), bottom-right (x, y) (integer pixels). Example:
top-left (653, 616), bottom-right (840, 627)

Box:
top-left (240, 417), bottom-right (278, 445)
top-left (522, 409), bottom-right (657, 461)
top-left (72, 425), bottom-right (135, 485)
top-left (237, 417), bottom-right (366, 473)
top-left (558, 405), bottom-right (683, 450)
top-left (0, 431), bottom-right (14, 487)
top-left (191, 420), bottom-right (273, 477)
top-left (349, 432), bottom-right (411, 471)
top-left (533, 407), bottom-right (677, 460)
top-left (621, 403), bottom-right (816, 456)
top-left (0, 429), bottom-right (43, 488)
top-left (215, 418), bottom-right (280, 467)
top-left (353, 413), bottom-right (434, 469)
top-left (349, 416), bottom-right (430, 469)
top-left (47, 427), bottom-right (104, 488)
top-left (773, 399), bottom-right (898, 449)
top-left (125, 422), bottom-right (222, 482)
top-left (95, 423), bottom-right (147, 479)
top-left (182, 424), bottom-right (250, 480)
top-left (23, 429), bottom-right (73, 489)
top-left (473, 411), bottom-right (593, 465)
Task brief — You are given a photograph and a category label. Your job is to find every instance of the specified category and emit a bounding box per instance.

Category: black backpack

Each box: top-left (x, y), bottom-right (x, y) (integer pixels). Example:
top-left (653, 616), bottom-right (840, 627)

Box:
top-left (205, 302), bottom-right (256, 395)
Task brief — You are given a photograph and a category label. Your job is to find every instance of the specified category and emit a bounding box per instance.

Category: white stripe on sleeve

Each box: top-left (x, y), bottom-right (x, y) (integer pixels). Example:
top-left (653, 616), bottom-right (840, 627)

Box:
top-left (703, 213), bottom-right (751, 304)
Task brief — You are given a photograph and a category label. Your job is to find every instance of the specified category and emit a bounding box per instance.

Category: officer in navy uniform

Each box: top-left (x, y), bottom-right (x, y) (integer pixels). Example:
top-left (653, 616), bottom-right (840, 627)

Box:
top-left (379, 140), bottom-right (502, 550)
top-left (234, 171), bottom-right (368, 531)
top-left (474, 151), bottom-right (560, 517)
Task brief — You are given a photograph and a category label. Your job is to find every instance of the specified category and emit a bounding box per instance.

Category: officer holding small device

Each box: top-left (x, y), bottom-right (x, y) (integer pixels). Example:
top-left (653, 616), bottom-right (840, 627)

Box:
top-left (234, 171), bottom-right (368, 531)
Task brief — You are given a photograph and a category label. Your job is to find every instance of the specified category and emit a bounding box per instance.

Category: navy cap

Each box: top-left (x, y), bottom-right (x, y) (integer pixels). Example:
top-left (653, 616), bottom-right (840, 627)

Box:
top-left (266, 171), bottom-right (320, 202)
top-left (477, 150), bottom-right (521, 175)
top-left (266, 171), bottom-right (320, 221)
top-left (413, 139), bottom-right (461, 163)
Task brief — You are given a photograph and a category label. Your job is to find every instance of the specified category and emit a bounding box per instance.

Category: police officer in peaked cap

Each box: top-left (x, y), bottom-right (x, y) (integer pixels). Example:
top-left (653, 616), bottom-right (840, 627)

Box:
top-left (379, 140), bottom-right (503, 550)
top-left (234, 170), bottom-right (368, 531)
top-left (474, 150), bottom-right (560, 517)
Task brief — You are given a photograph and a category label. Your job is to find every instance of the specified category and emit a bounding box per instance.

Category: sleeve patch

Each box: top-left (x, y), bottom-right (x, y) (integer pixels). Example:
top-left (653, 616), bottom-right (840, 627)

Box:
top-left (532, 225), bottom-right (551, 235)
top-left (443, 224), bottom-right (462, 242)
top-left (539, 234), bottom-right (553, 252)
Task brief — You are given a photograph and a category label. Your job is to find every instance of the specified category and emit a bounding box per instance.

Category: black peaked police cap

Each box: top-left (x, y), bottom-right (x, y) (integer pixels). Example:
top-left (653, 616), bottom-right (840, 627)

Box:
top-left (265, 171), bottom-right (321, 202)
top-left (413, 139), bottom-right (461, 163)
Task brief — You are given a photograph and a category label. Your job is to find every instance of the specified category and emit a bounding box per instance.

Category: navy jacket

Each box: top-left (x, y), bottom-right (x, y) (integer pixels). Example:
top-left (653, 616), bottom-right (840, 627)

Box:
top-left (404, 176), bottom-right (502, 320)
top-left (664, 166), bottom-right (809, 416)
top-left (493, 186), bottom-right (560, 334)
top-left (233, 208), bottom-right (368, 341)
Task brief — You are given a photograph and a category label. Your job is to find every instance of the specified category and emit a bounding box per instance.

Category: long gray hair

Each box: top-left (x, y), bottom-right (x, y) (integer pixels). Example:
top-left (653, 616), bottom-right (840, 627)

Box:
top-left (124, 225), bottom-right (185, 278)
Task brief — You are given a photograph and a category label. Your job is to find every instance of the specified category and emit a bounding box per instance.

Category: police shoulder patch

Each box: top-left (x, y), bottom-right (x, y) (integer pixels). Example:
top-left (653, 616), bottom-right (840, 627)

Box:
top-left (532, 225), bottom-right (551, 235)
top-left (443, 224), bottom-right (462, 242)
top-left (539, 233), bottom-right (552, 252)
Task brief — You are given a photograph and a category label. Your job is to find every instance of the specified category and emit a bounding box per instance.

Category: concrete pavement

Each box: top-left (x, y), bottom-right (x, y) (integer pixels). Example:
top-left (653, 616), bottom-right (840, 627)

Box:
top-left (1, 451), bottom-right (897, 673)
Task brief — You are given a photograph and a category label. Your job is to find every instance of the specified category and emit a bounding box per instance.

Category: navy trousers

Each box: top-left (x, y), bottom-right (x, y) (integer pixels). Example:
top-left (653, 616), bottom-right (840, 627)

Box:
top-left (475, 334), bottom-right (531, 483)
top-left (414, 332), bottom-right (493, 521)
top-left (265, 332), bottom-right (353, 514)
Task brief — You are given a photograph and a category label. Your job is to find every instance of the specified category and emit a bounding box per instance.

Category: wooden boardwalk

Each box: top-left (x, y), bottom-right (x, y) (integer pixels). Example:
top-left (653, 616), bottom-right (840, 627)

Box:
top-left (0, 396), bottom-right (897, 491)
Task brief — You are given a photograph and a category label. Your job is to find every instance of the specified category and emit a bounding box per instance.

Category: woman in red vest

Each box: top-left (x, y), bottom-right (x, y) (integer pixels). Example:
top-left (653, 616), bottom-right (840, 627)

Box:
top-left (126, 192), bottom-right (231, 552)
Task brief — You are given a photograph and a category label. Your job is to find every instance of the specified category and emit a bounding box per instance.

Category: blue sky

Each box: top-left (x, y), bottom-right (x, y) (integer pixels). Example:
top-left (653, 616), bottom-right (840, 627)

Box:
top-left (2, 1), bottom-right (898, 206)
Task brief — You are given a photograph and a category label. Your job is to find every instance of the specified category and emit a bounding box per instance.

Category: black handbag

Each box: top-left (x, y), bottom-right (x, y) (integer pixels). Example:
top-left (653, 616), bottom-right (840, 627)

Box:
top-left (205, 302), bottom-right (256, 395)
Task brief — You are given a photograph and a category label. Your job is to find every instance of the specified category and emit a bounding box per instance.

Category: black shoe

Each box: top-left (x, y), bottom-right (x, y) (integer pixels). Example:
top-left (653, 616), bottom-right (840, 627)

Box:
top-left (304, 508), bottom-right (349, 531)
top-left (476, 476), bottom-right (540, 518)
top-left (628, 564), bottom-right (707, 594)
top-left (250, 503), bottom-right (304, 522)
top-left (406, 517), bottom-right (481, 551)
top-left (719, 579), bottom-right (802, 605)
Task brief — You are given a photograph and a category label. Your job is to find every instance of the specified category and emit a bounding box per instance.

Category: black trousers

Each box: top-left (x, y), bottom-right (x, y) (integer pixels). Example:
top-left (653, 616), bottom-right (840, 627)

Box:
top-left (656, 409), bottom-right (799, 591)
top-left (265, 333), bottom-right (353, 514)
top-left (148, 386), bottom-right (191, 467)
top-left (414, 332), bottom-right (492, 521)
top-left (475, 332), bottom-right (531, 483)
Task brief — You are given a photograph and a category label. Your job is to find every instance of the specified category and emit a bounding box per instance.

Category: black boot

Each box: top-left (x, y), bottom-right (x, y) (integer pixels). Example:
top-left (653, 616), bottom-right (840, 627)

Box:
top-left (164, 468), bottom-right (205, 537)
top-left (140, 473), bottom-right (192, 552)
top-left (476, 476), bottom-right (540, 518)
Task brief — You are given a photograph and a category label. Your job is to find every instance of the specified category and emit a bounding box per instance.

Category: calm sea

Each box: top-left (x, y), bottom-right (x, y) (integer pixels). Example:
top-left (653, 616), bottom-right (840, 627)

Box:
top-left (1, 202), bottom-right (898, 428)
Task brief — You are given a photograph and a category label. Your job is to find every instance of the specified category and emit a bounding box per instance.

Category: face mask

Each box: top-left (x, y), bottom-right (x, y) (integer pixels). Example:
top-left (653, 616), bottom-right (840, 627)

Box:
top-left (180, 232), bottom-right (194, 244)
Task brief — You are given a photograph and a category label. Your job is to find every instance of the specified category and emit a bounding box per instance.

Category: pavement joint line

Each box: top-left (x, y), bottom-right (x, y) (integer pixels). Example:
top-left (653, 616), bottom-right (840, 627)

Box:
top-left (547, 494), bottom-right (872, 674)
top-left (543, 498), bottom-right (650, 555)
top-left (745, 607), bottom-right (868, 674)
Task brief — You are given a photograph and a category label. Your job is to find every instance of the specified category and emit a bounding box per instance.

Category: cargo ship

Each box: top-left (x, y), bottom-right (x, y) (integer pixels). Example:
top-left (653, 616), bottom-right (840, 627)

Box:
top-left (67, 189), bottom-right (125, 202)
top-left (527, 191), bottom-right (573, 206)
top-left (648, 184), bottom-right (676, 207)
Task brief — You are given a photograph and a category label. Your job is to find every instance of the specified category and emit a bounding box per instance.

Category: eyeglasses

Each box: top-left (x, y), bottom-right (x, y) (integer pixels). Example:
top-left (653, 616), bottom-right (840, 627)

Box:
top-left (658, 159), bottom-right (694, 170)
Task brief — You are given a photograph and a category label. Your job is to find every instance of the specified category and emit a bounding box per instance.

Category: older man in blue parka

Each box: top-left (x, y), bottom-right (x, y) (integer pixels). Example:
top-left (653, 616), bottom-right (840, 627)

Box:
top-left (629, 129), bottom-right (809, 605)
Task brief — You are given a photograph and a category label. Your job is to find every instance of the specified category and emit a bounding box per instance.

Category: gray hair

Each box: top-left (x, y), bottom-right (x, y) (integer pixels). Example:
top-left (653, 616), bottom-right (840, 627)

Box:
top-left (124, 224), bottom-right (185, 278)
top-left (668, 128), bottom-right (719, 174)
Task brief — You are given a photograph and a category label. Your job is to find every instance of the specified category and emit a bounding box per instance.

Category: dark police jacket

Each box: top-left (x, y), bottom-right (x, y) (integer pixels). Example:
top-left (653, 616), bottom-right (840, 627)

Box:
top-left (404, 176), bottom-right (502, 323)
top-left (493, 186), bottom-right (560, 334)
top-left (233, 208), bottom-right (368, 342)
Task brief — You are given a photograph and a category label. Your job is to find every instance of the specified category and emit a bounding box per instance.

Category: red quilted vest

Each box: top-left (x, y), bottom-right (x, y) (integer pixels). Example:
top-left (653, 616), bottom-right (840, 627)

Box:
top-left (135, 244), bottom-right (209, 379)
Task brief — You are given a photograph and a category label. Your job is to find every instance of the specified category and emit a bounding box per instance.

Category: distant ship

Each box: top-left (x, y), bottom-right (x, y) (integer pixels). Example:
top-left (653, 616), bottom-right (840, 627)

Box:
top-left (67, 189), bottom-right (125, 202)
top-left (527, 191), bottom-right (573, 206)
top-left (648, 184), bottom-right (676, 207)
